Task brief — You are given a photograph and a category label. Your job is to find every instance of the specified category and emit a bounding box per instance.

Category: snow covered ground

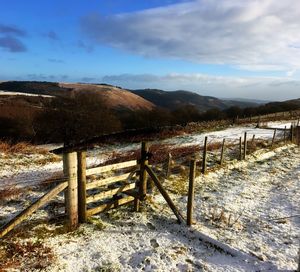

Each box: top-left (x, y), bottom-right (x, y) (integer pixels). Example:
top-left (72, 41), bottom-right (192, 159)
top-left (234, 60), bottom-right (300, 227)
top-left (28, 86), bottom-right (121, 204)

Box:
top-left (266, 120), bottom-right (299, 129)
top-left (0, 121), bottom-right (299, 271)
top-left (162, 125), bottom-right (283, 147)
top-left (41, 144), bottom-right (298, 272)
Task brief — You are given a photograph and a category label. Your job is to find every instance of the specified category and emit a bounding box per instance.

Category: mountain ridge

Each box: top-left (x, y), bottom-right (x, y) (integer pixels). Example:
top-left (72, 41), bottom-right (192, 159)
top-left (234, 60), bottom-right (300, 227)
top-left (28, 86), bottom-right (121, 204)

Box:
top-left (130, 88), bottom-right (258, 112)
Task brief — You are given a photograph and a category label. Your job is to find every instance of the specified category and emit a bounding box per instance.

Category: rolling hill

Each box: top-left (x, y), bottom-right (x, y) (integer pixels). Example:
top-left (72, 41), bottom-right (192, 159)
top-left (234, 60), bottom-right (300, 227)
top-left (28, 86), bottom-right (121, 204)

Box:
top-left (0, 81), bottom-right (155, 112)
top-left (130, 89), bottom-right (257, 112)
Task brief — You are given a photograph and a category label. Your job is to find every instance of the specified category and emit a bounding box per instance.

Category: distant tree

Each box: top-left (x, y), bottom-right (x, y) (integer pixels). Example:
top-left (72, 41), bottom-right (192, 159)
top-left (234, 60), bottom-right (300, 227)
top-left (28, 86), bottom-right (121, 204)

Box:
top-left (172, 105), bottom-right (201, 125)
top-left (201, 108), bottom-right (226, 121)
top-left (34, 93), bottom-right (121, 143)
top-left (224, 106), bottom-right (242, 123)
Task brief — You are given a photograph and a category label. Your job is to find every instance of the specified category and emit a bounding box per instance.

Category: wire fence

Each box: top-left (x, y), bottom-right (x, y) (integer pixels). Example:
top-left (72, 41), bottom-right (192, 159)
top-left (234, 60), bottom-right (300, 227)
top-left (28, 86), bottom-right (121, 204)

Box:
top-left (154, 127), bottom-right (299, 270)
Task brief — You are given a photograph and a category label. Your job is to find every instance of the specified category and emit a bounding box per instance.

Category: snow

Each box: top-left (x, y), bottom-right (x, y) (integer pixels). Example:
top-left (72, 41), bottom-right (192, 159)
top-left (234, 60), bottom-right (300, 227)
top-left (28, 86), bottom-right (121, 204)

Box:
top-left (162, 126), bottom-right (282, 147)
top-left (41, 145), bottom-right (298, 272)
top-left (266, 120), bottom-right (298, 129)
top-left (0, 121), bottom-right (299, 271)
top-left (0, 90), bottom-right (54, 98)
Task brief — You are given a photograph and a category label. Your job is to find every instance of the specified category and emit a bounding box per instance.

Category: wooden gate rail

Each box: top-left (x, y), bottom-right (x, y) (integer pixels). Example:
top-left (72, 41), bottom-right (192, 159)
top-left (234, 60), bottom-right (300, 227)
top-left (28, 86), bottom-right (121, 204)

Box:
top-left (0, 181), bottom-right (68, 238)
top-left (86, 183), bottom-right (136, 203)
top-left (86, 160), bottom-right (137, 176)
top-left (78, 157), bottom-right (140, 220)
top-left (86, 171), bottom-right (138, 190)
top-left (86, 196), bottom-right (135, 216)
top-left (145, 165), bottom-right (184, 224)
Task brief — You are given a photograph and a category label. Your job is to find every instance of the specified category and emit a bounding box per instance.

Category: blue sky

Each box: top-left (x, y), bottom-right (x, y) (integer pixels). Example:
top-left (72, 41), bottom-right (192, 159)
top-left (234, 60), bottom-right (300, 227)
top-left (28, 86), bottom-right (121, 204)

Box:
top-left (1, 0), bottom-right (300, 100)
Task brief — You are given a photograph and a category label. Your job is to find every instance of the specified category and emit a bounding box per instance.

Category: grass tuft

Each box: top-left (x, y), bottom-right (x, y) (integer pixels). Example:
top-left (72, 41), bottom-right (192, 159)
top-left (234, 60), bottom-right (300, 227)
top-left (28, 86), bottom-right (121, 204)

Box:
top-left (0, 239), bottom-right (55, 270)
top-left (0, 140), bottom-right (48, 155)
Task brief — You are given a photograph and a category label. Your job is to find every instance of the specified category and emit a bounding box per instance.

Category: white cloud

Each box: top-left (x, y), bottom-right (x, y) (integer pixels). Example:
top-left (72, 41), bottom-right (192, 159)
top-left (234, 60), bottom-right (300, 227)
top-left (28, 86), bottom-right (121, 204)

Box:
top-left (102, 73), bottom-right (300, 101)
top-left (81, 0), bottom-right (300, 72)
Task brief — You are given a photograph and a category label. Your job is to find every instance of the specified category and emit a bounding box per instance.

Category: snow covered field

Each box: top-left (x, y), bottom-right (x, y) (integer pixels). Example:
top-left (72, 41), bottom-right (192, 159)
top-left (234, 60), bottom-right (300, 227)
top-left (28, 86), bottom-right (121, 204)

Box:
top-left (44, 144), bottom-right (299, 272)
top-left (162, 125), bottom-right (283, 147)
top-left (267, 120), bottom-right (299, 129)
top-left (0, 122), bottom-right (299, 271)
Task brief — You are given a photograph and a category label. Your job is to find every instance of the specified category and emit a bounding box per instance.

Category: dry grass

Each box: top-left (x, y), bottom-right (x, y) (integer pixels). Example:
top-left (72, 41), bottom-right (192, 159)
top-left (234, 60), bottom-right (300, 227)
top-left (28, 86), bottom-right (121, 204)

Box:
top-left (0, 239), bottom-right (55, 271)
top-left (94, 144), bottom-right (200, 168)
top-left (0, 140), bottom-right (48, 155)
top-left (0, 186), bottom-right (23, 202)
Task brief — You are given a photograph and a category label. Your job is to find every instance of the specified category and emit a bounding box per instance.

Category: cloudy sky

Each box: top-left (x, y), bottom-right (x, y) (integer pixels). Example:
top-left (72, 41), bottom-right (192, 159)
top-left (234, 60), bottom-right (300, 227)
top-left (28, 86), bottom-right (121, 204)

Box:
top-left (1, 0), bottom-right (300, 100)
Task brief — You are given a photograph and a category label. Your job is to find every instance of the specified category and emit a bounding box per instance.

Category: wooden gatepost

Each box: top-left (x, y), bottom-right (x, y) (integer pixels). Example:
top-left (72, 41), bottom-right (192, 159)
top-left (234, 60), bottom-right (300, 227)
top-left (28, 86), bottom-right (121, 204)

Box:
top-left (63, 152), bottom-right (78, 230)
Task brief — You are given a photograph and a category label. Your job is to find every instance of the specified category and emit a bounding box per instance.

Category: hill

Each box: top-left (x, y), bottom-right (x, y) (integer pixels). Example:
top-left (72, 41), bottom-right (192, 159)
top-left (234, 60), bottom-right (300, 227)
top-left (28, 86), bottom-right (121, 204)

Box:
top-left (0, 81), bottom-right (155, 111)
top-left (60, 83), bottom-right (155, 111)
top-left (285, 98), bottom-right (300, 107)
top-left (130, 89), bottom-right (257, 112)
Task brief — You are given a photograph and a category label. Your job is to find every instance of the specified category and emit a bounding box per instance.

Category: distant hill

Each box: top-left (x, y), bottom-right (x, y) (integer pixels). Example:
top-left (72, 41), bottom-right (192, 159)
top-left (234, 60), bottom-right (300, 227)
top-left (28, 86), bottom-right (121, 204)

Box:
top-left (0, 81), bottom-right (155, 111)
top-left (130, 89), bottom-right (257, 112)
top-left (285, 98), bottom-right (300, 106)
top-left (262, 98), bottom-right (300, 112)
top-left (59, 83), bottom-right (155, 111)
top-left (222, 97), bottom-right (270, 104)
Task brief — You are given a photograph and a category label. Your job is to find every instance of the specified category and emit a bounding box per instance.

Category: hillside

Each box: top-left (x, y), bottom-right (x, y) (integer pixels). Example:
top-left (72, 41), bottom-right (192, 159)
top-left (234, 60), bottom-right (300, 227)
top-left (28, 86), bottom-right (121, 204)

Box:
top-left (285, 98), bottom-right (300, 107)
top-left (0, 81), bottom-right (155, 111)
top-left (130, 89), bottom-right (257, 112)
top-left (60, 83), bottom-right (155, 111)
top-left (0, 81), bottom-right (259, 113)
top-left (0, 81), bottom-right (155, 141)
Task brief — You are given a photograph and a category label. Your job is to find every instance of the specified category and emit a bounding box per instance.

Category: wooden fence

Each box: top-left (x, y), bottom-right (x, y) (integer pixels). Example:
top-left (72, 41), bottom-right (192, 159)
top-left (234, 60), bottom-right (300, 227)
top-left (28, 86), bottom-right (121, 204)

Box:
top-left (0, 125), bottom-right (299, 239)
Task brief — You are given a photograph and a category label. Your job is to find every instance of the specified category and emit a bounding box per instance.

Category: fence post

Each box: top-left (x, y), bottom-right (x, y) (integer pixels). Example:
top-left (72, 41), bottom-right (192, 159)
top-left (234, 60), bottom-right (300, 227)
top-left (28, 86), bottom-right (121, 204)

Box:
top-left (63, 151), bottom-right (78, 230)
top-left (77, 151), bottom-right (87, 223)
top-left (165, 153), bottom-right (172, 179)
top-left (250, 135), bottom-right (255, 152)
top-left (284, 126), bottom-right (287, 143)
top-left (243, 132), bottom-right (247, 160)
top-left (187, 159), bottom-right (196, 226)
top-left (220, 139), bottom-right (226, 166)
top-left (134, 142), bottom-right (149, 212)
top-left (257, 116), bottom-right (261, 128)
top-left (201, 136), bottom-right (208, 174)
top-left (239, 137), bottom-right (242, 160)
top-left (291, 125), bottom-right (294, 143)
top-left (271, 129), bottom-right (277, 147)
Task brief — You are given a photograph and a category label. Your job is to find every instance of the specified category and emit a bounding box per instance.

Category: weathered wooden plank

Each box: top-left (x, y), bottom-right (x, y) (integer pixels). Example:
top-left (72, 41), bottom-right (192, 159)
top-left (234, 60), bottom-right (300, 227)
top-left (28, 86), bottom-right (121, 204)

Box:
top-left (77, 151), bottom-right (87, 223)
top-left (187, 159), bottom-right (196, 226)
top-left (86, 171), bottom-right (137, 190)
top-left (0, 181), bottom-right (68, 238)
top-left (86, 183), bottom-right (136, 203)
top-left (243, 132), bottom-right (247, 160)
top-left (86, 160), bottom-right (137, 176)
top-left (271, 129), bottom-right (277, 147)
top-left (201, 136), bottom-right (208, 174)
top-left (220, 139), bottom-right (226, 166)
top-left (86, 196), bottom-right (135, 216)
top-left (63, 152), bottom-right (78, 230)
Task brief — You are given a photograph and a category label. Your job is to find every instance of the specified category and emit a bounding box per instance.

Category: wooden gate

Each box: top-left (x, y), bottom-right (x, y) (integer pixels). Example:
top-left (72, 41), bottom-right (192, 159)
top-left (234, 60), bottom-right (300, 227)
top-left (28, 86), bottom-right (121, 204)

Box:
top-left (78, 154), bottom-right (140, 221)
top-left (77, 142), bottom-right (184, 224)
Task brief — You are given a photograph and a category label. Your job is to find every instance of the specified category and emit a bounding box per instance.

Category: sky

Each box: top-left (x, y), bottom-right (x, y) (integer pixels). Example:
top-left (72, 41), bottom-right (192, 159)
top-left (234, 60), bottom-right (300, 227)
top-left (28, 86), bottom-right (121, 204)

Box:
top-left (0, 0), bottom-right (300, 101)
